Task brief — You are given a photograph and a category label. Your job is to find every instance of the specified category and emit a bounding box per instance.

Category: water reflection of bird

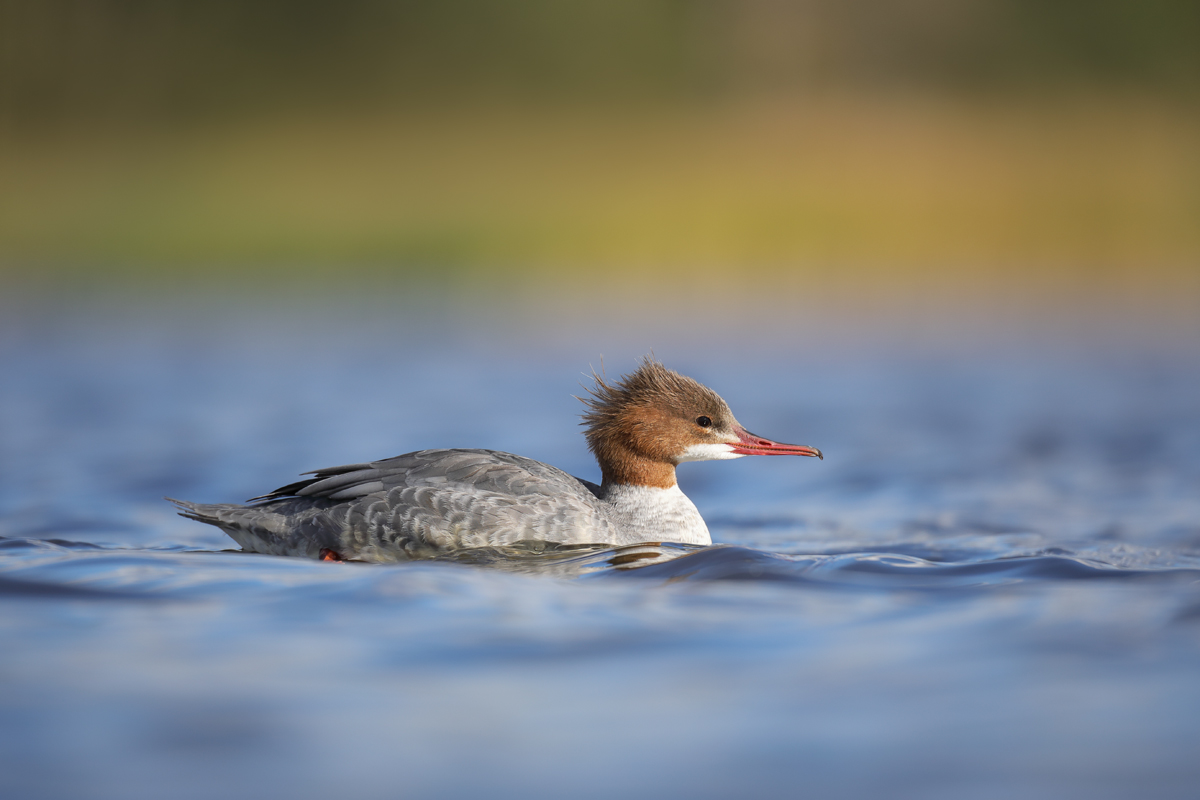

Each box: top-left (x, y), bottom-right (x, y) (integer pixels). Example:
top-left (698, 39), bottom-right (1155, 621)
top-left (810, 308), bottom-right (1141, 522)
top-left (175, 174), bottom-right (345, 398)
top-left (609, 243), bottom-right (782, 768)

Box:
top-left (171, 359), bottom-right (822, 562)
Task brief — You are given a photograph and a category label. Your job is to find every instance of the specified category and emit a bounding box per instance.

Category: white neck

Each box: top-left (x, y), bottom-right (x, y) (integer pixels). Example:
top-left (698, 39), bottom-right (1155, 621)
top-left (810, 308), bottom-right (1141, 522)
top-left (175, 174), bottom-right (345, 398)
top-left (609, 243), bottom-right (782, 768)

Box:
top-left (599, 483), bottom-right (711, 546)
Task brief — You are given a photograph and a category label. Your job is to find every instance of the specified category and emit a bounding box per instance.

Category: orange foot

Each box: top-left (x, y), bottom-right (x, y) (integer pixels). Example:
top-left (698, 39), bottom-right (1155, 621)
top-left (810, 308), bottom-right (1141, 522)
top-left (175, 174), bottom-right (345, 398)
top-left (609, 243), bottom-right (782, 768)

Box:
top-left (319, 548), bottom-right (345, 562)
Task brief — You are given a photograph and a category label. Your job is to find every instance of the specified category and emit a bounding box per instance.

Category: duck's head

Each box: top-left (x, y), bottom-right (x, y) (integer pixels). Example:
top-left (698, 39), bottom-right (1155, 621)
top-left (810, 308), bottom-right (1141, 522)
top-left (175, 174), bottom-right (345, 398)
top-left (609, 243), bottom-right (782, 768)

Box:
top-left (580, 358), bottom-right (822, 488)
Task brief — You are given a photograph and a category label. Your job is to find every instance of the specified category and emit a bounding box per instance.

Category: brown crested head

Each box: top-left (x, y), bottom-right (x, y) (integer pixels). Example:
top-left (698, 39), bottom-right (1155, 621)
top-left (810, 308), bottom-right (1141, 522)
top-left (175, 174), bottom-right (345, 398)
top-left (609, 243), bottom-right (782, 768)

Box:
top-left (580, 358), bottom-right (738, 486)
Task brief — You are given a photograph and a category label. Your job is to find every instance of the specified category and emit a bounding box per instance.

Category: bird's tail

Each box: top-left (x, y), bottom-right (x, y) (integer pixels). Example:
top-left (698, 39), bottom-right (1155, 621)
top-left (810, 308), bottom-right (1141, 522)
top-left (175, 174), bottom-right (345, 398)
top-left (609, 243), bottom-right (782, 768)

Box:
top-left (167, 496), bottom-right (322, 558)
top-left (166, 497), bottom-right (227, 526)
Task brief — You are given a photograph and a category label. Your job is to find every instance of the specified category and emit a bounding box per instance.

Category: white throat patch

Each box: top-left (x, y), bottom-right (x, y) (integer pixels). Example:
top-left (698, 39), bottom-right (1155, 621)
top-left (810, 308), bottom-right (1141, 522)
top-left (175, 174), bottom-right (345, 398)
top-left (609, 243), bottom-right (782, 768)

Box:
top-left (677, 442), bottom-right (744, 462)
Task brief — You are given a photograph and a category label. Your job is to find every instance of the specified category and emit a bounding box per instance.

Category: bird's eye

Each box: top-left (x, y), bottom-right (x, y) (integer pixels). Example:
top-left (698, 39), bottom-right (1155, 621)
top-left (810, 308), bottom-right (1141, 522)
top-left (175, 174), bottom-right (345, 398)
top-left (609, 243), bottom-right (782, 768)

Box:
top-left (696, 416), bottom-right (712, 428)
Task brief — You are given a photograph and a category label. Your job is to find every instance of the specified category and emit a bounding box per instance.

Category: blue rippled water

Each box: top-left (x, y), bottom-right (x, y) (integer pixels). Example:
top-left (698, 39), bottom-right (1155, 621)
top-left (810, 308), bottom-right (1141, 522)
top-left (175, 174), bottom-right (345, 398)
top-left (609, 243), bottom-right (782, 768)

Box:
top-left (2, 287), bottom-right (1199, 799)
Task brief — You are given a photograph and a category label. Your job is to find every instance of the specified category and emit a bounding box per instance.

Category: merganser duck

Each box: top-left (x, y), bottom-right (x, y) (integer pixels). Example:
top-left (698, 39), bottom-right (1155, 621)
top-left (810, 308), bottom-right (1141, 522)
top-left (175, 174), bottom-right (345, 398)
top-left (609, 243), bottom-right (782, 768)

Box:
top-left (171, 359), bottom-right (822, 562)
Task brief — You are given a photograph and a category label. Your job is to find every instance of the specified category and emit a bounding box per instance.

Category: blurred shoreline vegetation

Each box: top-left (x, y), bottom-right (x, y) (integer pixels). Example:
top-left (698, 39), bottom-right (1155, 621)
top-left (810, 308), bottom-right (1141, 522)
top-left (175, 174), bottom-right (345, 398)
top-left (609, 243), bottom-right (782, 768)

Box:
top-left (0, 0), bottom-right (1197, 296)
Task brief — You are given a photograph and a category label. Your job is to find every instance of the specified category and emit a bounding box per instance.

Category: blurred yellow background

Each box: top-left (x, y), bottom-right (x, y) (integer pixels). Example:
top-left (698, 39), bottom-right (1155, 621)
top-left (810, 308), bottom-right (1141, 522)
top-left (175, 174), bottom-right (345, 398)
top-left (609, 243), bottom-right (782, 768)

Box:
top-left (1, 0), bottom-right (1197, 305)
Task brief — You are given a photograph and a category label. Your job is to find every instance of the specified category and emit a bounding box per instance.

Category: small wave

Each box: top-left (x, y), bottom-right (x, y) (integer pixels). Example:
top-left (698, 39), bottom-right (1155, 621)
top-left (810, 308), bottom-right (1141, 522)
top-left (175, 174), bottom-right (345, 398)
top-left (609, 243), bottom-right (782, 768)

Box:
top-left (592, 545), bottom-right (1200, 587)
top-left (0, 536), bottom-right (108, 552)
top-left (0, 574), bottom-right (148, 600)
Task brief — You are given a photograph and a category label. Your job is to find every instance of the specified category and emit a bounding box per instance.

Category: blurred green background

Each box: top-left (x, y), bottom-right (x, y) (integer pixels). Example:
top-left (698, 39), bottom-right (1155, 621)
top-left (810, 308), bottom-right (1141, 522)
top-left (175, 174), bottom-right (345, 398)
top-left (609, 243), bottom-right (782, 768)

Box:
top-left (1, 0), bottom-right (1197, 305)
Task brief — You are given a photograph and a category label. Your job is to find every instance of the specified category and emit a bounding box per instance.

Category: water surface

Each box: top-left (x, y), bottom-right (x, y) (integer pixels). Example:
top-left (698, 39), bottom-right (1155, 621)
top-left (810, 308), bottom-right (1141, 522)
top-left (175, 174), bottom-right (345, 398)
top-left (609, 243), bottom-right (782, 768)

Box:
top-left (2, 289), bottom-right (1198, 799)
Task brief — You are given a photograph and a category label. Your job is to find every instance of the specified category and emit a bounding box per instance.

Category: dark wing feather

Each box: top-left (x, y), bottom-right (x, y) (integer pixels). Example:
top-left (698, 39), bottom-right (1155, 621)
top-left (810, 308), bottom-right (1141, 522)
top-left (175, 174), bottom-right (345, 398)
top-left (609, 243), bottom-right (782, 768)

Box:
top-left (248, 462), bottom-right (375, 502)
